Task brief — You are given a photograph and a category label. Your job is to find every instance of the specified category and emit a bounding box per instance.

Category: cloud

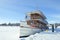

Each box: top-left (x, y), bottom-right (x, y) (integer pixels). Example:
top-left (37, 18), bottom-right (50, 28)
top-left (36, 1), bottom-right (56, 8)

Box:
top-left (47, 13), bottom-right (60, 23)
top-left (47, 14), bottom-right (60, 19)
top-left (52, 15), bottom-right (60, 18)
top-left (48, 20), bottom-right (60, 24)
top-left (48, 21), bottom-right (56, 24)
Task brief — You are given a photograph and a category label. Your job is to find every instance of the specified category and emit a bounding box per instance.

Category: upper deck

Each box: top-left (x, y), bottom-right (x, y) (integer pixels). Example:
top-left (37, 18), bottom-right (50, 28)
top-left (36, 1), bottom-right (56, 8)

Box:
top-left (26, 10), bottom-right (46, 20)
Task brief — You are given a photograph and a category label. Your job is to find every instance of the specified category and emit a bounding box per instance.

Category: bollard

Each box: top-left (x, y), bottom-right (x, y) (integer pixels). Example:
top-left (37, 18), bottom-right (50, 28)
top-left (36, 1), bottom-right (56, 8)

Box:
top-left (52, 25), bottom-right (54, 32)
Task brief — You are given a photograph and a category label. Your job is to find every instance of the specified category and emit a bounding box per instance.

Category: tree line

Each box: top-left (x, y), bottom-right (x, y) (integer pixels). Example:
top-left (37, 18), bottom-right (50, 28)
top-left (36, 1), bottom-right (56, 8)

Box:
top-left (0, 23), bottom-right (20, 26)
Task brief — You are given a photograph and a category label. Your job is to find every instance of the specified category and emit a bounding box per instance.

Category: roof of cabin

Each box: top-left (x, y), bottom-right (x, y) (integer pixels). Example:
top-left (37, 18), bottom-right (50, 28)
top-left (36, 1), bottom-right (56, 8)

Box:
top-left (26, 10), bottom-right (46, 19)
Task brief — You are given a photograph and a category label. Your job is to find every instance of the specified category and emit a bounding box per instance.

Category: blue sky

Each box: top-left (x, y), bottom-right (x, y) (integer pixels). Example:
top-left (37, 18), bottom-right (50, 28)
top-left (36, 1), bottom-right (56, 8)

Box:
top-left (0, 0), bottom-right (60, 23)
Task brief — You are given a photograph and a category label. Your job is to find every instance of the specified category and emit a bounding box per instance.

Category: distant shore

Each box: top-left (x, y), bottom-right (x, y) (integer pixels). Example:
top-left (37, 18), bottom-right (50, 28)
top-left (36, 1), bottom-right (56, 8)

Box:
top-left (0, 23), bottom-right (20, 26)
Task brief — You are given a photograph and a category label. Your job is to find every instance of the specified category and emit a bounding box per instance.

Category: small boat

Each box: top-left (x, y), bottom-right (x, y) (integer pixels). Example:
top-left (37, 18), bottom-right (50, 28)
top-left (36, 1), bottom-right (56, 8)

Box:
top-left (20, 10), bottom-right (48, 37)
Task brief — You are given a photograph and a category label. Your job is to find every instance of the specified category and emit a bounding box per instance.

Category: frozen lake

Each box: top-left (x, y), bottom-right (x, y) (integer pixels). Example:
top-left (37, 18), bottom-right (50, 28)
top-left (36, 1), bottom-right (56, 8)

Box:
top-left (0, 26), bottom-right (20, 40)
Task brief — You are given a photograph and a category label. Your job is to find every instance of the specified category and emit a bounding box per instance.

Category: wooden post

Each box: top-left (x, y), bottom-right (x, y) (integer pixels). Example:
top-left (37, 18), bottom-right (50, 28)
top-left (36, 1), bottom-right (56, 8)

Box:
top-left (52, 25), bottom-right (54, 32)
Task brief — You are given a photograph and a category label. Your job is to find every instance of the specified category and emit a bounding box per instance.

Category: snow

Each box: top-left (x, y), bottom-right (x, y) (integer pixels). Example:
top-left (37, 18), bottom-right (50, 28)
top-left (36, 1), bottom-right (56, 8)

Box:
top-left (20, 27), bottom-right (60, 40)
top-left (0, 26), bottom-right (20, 40)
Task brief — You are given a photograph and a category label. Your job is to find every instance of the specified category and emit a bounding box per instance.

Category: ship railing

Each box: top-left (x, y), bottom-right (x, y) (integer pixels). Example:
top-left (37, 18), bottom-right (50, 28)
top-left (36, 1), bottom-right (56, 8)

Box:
top-left (26, 19), bottom-right (48, 24)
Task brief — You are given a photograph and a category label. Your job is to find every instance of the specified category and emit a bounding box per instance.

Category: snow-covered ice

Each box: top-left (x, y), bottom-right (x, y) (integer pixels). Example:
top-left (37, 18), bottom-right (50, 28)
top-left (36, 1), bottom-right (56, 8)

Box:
top-left (20, 27), bottom-right (60, 40)
top-left (0, 26), bottom-right (20, 40)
